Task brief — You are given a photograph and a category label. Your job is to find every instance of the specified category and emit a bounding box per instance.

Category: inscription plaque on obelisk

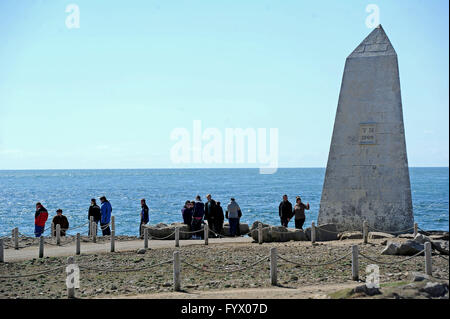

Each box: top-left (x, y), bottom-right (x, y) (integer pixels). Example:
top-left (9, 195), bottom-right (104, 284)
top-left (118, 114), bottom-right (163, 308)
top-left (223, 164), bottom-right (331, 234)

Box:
top-left (318, 25), bottom-right (414, 232)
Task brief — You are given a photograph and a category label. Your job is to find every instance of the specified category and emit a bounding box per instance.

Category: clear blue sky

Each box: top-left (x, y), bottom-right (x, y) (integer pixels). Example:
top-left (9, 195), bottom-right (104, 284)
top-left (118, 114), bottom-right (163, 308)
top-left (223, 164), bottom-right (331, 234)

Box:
top-left (0, 0), bottom-right (448, 169)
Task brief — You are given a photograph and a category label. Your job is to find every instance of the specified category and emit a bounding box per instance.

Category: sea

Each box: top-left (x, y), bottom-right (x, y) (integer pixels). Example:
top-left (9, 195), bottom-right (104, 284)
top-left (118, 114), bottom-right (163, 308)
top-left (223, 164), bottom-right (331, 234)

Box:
top-left (0, 168), bottom-right (448, 237)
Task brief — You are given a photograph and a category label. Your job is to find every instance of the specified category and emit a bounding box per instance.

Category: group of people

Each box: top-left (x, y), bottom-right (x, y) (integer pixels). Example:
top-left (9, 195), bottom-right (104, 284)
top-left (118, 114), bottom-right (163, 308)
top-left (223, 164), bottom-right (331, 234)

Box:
top-left (34, 196), bottom-right (113, 237)
top-left (181, 195), bottom-right (243, 238)
top-left (32, 194), bottom-right (310, 238)
top-left (279, 194), bottom-right (310, 229)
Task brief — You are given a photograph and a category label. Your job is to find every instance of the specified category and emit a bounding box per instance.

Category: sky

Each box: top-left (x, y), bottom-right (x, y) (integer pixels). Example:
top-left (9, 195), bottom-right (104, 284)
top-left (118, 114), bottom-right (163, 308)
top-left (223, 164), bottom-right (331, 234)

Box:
top-left (0, 0), bottom-right (448, 169)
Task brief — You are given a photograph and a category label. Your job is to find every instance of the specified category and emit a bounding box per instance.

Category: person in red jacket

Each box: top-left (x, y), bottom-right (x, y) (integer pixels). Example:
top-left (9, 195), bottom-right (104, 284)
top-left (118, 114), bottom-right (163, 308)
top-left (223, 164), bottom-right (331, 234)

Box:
top-left (35, 202), bottom-right (48, 237)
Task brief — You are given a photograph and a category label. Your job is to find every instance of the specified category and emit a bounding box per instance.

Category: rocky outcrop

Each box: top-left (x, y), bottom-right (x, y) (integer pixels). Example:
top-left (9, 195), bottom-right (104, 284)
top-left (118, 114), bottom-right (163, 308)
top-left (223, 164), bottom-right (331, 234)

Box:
top-left (338, 232), bottom-right (363, 240)
top-left (369, 232), bottom-right (395, 239)
top-left (144, 222), bottom-right (251, 239)
top-left (305, 223), bottom-right (339, 241)
top-left (222, 223), bottom-right (250, 237)
top-left (250, 221), bottom-right (307, 242)
top-left (381, 233), bottom-right (449, 256)
top-left (432, 240), bottom-right (449, 255)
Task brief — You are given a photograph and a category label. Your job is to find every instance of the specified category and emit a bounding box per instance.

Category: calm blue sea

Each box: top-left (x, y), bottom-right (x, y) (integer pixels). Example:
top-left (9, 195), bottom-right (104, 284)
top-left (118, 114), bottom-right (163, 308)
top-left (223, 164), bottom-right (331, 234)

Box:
top-left (0, 168), bottom-right (448, 237)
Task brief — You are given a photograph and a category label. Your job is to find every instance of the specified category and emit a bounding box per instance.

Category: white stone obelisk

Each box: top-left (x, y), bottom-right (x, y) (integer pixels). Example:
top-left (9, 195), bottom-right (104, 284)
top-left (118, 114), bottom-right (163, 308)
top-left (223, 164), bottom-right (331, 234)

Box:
top-left (318, 25), bottom-right (414, 232)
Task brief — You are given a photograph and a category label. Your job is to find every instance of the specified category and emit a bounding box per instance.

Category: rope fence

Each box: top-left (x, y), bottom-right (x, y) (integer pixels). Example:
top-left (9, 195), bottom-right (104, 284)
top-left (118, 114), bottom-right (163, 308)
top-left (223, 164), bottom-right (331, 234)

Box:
top-left (0, 237), bottom-right (447, 298)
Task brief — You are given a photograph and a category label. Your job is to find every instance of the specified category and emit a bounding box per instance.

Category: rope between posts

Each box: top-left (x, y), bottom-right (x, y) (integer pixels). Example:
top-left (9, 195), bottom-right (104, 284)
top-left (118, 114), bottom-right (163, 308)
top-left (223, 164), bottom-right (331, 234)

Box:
top-left (418, 227), bottom-right (433, 236)
top-left (148, 231), bottom-right (176, 240)
top-left (315, 226), bottom-right (341, 234)
top-left (0, 266), bottom-right (65, 279)
top-left (367, 225), bottom-right (414, 235)
top-left (78, 259), bottom-right (173, 273)
top-left (437, 254), bottom-right (449, 261)
top-left (179, 229), bottom-right (204, 234)
top-left (358, 250), bottom-right (425, 265)
top-left (278, 251), bottom-right (352, 267)
top-left (182, 255), bottom-right (269, 273)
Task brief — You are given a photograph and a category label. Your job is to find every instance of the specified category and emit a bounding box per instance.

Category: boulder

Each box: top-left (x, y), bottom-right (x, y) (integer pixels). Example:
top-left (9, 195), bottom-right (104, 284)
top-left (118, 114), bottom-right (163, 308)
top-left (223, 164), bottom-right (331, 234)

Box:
top-left (398, 234), bottom-right (415, 239)
top-left (430, 233), bottom-right (449, 241)
top-left (407, 272), bottom-right (430, 282)
top-left (397, 240), bottom-right (424, 256)
top-left (420, 282), bottom-right (449, 298)
top-left (431, 240), bottom-right (449, 255)
top-left (369, 232), bottom-right (395, 239)
top-left (413, 233), bottom-right (432, 244)
top-left (221, 223), bottom-right (250, 237)
top-left (136, 248), bottom-right (147, 254)
top-left (339, 231), bottom-right (363, 240)
top-left (250, 221), bottom-right (307, 242)
top-left (305, 223), bottom-right (339, 241)
top-left (144, 223), bottom-right (191, 240)
top-left (381, 242), bottom-right (400, 255)
top-left (352, 284), bottom-right (382, 296)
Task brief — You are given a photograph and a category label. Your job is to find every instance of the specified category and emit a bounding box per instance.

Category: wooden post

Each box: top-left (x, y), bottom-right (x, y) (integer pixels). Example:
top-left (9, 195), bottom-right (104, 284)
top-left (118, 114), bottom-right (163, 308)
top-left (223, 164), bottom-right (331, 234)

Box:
top-left (311, 222), bottom-right (316, 244)
top-left (0, 239), bottom-right (4, 263)
top-left (173, 251), bottom-right (181, 291)
top-left (39, 236), bottom-right (44, 258)
top-left (67, 256), bottom-right (75, 299)
top-left (93, 222), bottom-right (97, 243)
top-left (352, 245), bottom-right (359, 281)
top-left (89, 216), bottom-right (94, 238)
top-left (425, 242), bottom-right (432, 276)
top-left (111, 216), bottom-right (115, 232)
top-left (110, 230), bottom-right (115, 252)
top-left (363, 220), bottom-right (368, 244)
top-left (270, 247), bottom-right (277, 286)
top-left (14, 227), bottom-right (19, 250)
top-left (56, 224), bottom-right (61, 245)
top-left (175, 227), bottom-right (179, 248)
top-left (258, 222), bottom-right (263, 245)
top-left (144, 228), bottom-right (149, 249)
top-left (51, 222), bottom-right (55, 238)
top-left (204, 224), bottom-right (209, 246)
top-left (76, 233), bottom-right (80, 255)
top-left (414, 223), bottom-right (418, 237)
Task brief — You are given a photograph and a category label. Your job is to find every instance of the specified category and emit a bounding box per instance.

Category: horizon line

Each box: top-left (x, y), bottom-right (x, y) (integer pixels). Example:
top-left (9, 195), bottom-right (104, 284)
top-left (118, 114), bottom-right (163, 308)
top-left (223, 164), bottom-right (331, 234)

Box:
top-left (0, 166), bottom-right (448, 171)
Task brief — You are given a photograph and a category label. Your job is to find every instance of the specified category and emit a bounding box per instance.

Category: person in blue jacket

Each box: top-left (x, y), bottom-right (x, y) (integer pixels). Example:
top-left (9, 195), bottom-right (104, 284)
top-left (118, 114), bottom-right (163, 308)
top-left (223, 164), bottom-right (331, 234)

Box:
top-left (99, 196), bottom-right (112, 236)
top-left (191, 195), bottom-right (204, 239)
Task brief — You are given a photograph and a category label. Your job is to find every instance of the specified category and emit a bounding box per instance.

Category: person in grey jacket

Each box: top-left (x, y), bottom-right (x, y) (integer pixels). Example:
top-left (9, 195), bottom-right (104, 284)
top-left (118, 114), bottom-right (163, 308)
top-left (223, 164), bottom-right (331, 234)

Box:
top-left (226, 197), bottom-right (241, 237)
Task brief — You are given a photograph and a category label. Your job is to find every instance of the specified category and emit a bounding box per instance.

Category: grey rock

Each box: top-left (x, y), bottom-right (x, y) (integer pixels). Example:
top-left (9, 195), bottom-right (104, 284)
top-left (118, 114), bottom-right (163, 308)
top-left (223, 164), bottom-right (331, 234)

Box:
top-left (221, 223), bottom-right (250, 237)
top-left (420, 282), bottom-right (449, 298)
top-left (413, 233), bottom-right (431, 244)
top-left (398, 234), bottom-right (415, 239)
top-left (408, 272), bottom-right (430, 282)
top-left (397, 240), bottom-right (424, 256)
top-left (369, 232), bottom-right (396, 239)
top-left (339, 231), bottom-right (363, 240)
top-left (305, 223), bottom-right (339, 241)
top-left (431, 240), bottom-right (449, 255)
top-left (136, 248), bottom-right (147, 254)
top-left (352, 284), bottom-right (382, 296)
top-left (381, 242), bottom-right (400, 255)
top-left (250, 221), bottom-right (307, 242)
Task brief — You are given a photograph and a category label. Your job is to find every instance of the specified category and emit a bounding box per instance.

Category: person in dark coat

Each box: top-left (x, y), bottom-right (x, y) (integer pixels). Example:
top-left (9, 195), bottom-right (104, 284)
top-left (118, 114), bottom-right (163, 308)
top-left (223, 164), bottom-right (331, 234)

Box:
top-left (215, 201), bottom-right (225, 236)
top-left (140, 198), bottom-right (149, 237)
top-left (181, 200), bottom-right (193, 230)
top-left (204, 194), bottom-right (218, 235)
top-left (88, 198), bottom-right (101, 236)
top-left (191, 195), bottom-right (204, 239)
top-left (279, 194), bottom-right (293, 227)
top-left (52, 209), bottom-right (69, 236)
top-left (34, 202), bottom-right (48, 237)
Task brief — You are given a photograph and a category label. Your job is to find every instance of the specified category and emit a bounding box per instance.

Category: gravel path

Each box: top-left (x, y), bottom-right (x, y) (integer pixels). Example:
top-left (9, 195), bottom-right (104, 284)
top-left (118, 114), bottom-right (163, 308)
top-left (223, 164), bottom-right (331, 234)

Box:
top-left (0, 237), bottom-right (448, 299)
